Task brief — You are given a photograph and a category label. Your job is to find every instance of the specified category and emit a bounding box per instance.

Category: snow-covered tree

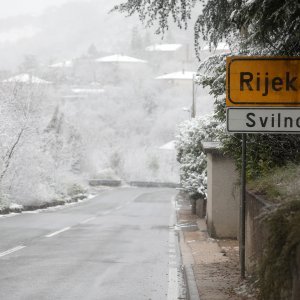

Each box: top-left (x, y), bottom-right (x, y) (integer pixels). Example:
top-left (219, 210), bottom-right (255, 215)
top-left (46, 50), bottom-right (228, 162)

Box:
top-left (0, 82), bottom-right (84, 208)
top-left (114, 0), bottom-right (300, 178)
top-left (113, 0), bottom-right (299, 56)
top-left (175, 115), bottom-right (221, 198)
top-left (195, 0), bottom-right (300, 176)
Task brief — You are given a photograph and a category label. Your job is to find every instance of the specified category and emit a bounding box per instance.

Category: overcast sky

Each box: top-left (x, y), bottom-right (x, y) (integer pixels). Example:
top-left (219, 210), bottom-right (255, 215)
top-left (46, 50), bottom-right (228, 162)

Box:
top-left (0, 0), bottom-right (92, 19)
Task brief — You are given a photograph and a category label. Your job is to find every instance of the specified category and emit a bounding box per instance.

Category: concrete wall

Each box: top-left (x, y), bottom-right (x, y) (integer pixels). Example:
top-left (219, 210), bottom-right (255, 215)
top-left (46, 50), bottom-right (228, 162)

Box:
top-left (206, 152), bottom-right (239, 238)
top-left (245, 191), bottom-right (270, 272)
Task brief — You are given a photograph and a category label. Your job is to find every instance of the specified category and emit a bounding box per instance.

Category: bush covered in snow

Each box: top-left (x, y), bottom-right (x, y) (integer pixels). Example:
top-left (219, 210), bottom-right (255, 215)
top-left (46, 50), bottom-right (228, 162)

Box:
top-left (175, 115), bottom-right (221, 199)
top-left (0, 83), bottom-right (85, 209)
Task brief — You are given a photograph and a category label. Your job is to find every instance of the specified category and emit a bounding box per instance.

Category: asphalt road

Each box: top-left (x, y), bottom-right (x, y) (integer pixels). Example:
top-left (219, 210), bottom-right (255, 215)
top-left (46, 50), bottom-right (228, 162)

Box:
top-left (0, 187), bottom-right (181, 300)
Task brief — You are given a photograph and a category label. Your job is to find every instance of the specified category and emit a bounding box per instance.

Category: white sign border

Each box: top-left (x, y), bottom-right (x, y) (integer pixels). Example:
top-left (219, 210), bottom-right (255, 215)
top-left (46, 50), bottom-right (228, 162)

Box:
top-left (226, 107), bottom-right (300, 134)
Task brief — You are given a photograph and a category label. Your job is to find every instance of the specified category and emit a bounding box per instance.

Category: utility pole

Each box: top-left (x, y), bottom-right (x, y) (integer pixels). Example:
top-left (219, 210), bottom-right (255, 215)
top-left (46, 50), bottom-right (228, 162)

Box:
top-left (191, 74), bottom-right (196, 118)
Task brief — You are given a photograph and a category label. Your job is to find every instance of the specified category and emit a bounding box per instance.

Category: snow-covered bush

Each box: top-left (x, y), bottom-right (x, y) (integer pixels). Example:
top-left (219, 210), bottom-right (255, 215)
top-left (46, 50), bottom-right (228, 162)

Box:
top-left (0, 83), bottom-right (84, 207)
top-left (175, 115), bottom-right (221, 199)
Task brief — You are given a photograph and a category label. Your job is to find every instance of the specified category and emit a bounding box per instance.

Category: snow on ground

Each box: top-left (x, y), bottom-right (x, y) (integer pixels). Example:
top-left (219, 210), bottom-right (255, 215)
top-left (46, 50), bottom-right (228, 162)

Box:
top-left (0, 193), bottom-right (99, 219)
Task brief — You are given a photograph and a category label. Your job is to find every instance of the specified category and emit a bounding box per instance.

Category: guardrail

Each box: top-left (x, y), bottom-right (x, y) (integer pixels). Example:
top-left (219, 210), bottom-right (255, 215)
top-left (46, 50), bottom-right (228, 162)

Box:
top-left (128, 181), bottom-right (180, 188)
top-left (88, 179), bottom-right (180, 188)
top-left (89, 179), bottom-right (122, 187)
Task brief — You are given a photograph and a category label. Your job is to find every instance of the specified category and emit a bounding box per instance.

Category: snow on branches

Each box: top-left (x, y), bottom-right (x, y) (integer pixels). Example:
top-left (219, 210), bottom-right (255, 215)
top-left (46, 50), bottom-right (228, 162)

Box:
top-left (175, 114), bottom-right (222, 198)
top-left (112, 0), bottom-right (197, 34)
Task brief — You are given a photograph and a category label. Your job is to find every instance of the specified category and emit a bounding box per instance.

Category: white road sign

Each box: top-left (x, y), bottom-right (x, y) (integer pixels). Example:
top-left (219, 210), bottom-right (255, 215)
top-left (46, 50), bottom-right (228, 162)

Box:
top-left (227, 108), bottom-right (300, 133)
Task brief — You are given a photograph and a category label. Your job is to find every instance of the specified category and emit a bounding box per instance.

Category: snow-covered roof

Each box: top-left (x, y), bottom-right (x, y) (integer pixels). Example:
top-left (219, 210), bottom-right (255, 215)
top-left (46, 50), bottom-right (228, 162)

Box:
top-left (71, 88), bottom-right (104, 94)
top-left (49, 60), bottom-right (73, 68)
top-left (3, 73), bottom-right (51, 84)
top-left (95, 54), bottom-right (147, 63)
top-left (145, 43), bottom-right (182, 52)
top-left (155, 71), bottom-right (196, 80)
top-left (202, 42), bottom-right (230, 51)
top-left (159, 140), bottom-right (176, 150)
top-left (62, 87), bottom-right (105, 99)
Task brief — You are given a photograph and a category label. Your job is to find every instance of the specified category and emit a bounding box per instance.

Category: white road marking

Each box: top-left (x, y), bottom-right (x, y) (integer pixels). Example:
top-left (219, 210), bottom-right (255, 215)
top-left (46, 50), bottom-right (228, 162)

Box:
top-left (102, 210), bottom-right (112, 215)
top-left (80, 217), bottom-right (96, 224)
top-left (115, 206), bottom-right (123, 210)
top-left (45, 227), bottom-right (71, 238)
top-left (0, 245), bottom-right (26, 258)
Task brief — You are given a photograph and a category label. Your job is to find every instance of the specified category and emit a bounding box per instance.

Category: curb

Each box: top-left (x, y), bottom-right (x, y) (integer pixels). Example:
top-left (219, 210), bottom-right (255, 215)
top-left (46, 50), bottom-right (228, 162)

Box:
top-left (178, 230), bottom-right (201, 300)
top-left (175, 193), bottom-right (201, 300)
top-left (169, 195), bottom-right (188, 300)
top-left (182, 265), bottom-right (190, 300)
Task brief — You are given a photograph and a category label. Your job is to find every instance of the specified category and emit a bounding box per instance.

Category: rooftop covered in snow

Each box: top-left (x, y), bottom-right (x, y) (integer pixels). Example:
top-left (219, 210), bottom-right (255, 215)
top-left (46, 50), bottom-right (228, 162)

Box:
top-left (95, 54), bottom-right (147, 63)
top-left (62, 86), bottom-right (105, 99)
top-left (145, 44), bottom-right (182, 52)
top-left (71, 88), bottom-right (105, 94)
top-left (202, 42), bottom-right (230, 52)
top-left (49, 60), bottom-right (73, 68)
top-left (2, 73), bottom-right (51, 84)
top-left (159, 140), bottom-right (176, 150)
top-left (155, 70), bottom-right (196, 81)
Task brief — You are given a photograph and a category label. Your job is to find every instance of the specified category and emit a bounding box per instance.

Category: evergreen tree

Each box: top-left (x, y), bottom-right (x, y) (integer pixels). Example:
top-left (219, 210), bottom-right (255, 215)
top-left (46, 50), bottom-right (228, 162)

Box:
top-left (87, 44), bottom-right (100, 58)
top-left (19, 54), bottom-right (39, 73)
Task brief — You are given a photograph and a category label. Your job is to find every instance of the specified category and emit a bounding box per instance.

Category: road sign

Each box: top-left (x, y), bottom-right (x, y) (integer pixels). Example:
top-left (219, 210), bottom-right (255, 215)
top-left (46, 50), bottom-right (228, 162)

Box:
top-left (227, 107), bottom-right (300, 133)
top-left (226, 57), bottom-right (300, 107)
top-left (224, 56), bottom-right (300, 279)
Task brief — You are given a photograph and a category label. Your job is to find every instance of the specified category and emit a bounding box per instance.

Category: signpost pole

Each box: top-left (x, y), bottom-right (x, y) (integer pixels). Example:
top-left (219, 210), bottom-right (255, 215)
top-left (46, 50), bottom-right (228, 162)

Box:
top-left (240, 133), bottom-right (247, 279)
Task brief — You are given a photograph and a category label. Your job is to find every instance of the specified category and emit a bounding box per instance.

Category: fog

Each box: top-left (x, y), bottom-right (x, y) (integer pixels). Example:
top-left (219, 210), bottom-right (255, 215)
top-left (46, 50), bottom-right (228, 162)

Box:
top-left (0, 0), bottom-right (214, 206)
top-left (0, 0), bottom-right (91, 18)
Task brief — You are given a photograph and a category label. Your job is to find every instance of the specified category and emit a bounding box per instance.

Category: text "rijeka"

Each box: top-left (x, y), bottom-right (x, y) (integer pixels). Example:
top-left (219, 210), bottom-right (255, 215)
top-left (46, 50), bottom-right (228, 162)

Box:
top-left (240, 72), bottom-right (298, 96)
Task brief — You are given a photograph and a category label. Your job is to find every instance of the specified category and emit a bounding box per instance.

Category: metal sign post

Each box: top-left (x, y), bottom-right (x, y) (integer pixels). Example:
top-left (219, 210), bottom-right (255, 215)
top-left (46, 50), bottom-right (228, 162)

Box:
top-left (240, 133), bottom-right (246, 279)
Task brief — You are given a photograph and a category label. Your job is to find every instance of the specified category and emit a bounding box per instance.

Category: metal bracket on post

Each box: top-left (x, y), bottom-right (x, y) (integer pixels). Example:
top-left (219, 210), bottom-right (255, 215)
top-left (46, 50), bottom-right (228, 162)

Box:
top-left (240, 133), bottom-right (247, 279)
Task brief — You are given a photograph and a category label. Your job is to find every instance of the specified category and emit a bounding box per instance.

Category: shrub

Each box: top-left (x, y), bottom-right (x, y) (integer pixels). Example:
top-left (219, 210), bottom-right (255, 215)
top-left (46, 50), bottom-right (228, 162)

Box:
top-left (175, 114), bottom-right (221, 198)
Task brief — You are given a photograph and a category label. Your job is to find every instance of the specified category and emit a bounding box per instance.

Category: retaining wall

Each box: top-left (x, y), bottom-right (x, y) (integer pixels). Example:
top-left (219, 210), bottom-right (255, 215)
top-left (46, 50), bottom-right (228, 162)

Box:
top-left (245, 191), bottom-right (300, 299)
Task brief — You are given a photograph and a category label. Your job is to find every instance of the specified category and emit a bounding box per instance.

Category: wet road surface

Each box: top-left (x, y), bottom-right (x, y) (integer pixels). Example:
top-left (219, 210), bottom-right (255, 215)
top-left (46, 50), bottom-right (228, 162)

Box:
top-left (0, 187), bottom-right (181, 300)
